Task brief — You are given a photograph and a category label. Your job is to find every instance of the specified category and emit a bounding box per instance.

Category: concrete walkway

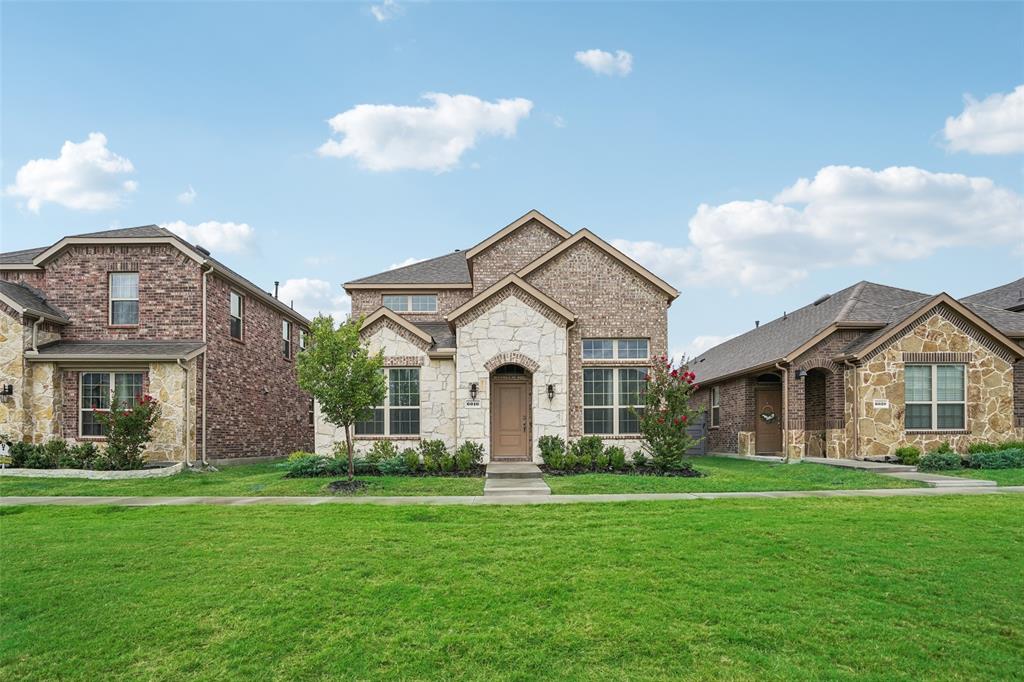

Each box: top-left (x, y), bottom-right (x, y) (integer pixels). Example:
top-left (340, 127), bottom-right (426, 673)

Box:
top-left (803, 457), bottom-right (998, 487)
top-left (3, 486), bottom-right (1022, 507)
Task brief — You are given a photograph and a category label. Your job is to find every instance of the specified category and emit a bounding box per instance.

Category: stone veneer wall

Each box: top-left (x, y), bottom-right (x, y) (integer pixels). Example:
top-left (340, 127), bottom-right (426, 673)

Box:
top-left (146, 360), bottom-right (198, 462)
top-left (0, 308), bottom-right (25, 438)
top-left (1, 306), bottom-right (64, 443)
top-left (853, 310), bottom-right (1021, 456)
top-left (454, 289), bottom-right (568, 462)
top-left (348, 288), bottom-right (472, 323)
top-left (468, 219), bottom-right (565, 295)
top-left (315, 323), bottom-right (457, 455)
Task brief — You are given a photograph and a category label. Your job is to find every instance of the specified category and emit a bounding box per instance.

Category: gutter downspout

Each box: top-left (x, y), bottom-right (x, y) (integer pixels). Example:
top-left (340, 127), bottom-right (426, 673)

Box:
top-left (775, 362), bottom-right (789, 462)
top-left (176, 358), bottom-right (190, 466)
top-left (844, 359), bottom-right (859, 460)
top-left (201, 262), bottom-right (213, 466)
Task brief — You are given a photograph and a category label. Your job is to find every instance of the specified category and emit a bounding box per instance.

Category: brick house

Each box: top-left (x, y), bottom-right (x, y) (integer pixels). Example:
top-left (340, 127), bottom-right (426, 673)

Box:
top-left (316, 210), bottom-right (679, 462)
top-left (690, 280), bottom-right (1024, 459)
top-left (0, 226), bottom-right (313, 463)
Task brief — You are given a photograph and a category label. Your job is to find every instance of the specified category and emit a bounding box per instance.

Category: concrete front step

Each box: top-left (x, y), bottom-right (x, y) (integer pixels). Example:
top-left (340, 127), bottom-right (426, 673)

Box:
top-left (486, 462), bottom-right (543, 480)
top-left (884, 471), bottom-right (997, 487)
top-left (483, 477), bottom-right (551, 497)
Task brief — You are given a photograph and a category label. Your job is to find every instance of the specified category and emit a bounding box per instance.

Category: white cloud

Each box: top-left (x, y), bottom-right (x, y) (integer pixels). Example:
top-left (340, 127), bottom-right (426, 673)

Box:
top-left (371, 0), bottom-right (403, 22)
top-left (944, 85), bottom-right (1024, 154)
top-left (317, 93), bottom-right (533, 172)
top-left (552, 115), bottom-right (567, 129)
top-left (671, 334), bottom-right (740, 364)
top-left (162, 220), bottom-right (255, 254)
top-left (4, 132), bottom-right (137, 213)
top-left (614, 165), bottom-right (1024, 294)
top-left (574, 49), bottom-right (633, 77)
top-left (278, 278), bottom-right (351, 322)
top-left (388, 256), bottom-right (427, 270)
top-left (177, 185), bottom-right (197, 204)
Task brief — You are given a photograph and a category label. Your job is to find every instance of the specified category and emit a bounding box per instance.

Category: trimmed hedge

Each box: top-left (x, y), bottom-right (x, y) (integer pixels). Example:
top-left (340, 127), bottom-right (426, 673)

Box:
top-left (918, 451), bottom-right (962, 471)
top-left (968, 448), bottom-right (1024, 470)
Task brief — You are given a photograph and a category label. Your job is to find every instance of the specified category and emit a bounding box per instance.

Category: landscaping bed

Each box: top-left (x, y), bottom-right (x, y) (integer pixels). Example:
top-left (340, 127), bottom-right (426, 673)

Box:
top-left (2, 495), bottom-right (1021, 680)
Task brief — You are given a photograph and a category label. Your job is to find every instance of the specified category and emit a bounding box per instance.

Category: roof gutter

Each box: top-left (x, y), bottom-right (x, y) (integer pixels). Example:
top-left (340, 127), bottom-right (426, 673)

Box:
top-left (201, 262), bottom-right (213, 467)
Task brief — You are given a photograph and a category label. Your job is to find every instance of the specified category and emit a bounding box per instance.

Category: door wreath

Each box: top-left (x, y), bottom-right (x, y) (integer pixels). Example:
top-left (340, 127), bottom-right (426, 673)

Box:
top-left (759, 406), bottom-right (777, 423)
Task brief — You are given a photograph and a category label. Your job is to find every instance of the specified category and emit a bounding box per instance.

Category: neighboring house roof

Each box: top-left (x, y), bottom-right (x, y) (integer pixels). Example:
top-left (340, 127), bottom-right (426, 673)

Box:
top-left (463, 209), bottom-right (571, 260)
top-left (26, 340), bottom-right (206, 362)
top-left (0, 224), bottom-right (310, 326)
top-left (345, 251), bottom-right (471, 288)
top-left (446, 274), bottom-right (577, 323)
top-left (0, 280), bottom-right (70, 324)
top-left (962, 277), bottom-right (1024, 312)
top-left (961, 302), bottom-right (1024, 338)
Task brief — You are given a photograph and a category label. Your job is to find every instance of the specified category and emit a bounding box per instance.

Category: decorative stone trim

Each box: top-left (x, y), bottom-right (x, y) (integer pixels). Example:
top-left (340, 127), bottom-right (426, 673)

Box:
top-left (453, 284), bottom-right (568, 328)
top-left (383, 356), bottom-right (425, 367)
top-left (484, 352), bottom-right (540, 373)
top-left (0, 461), bottom-right (184, 479)
top-left (863, 303), bottom-right (1017, 363)
top-left (902, 352), bottom-right (974, 363)
top-left (362, 317), bottom-right (431, 352)
top-left (352, 435), bottom-right (421, 441)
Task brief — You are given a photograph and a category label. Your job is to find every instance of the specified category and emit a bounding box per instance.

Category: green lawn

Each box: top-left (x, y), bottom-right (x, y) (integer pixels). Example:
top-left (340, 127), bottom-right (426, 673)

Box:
top-left (2, 496), bottom-right (1022, 680)
top-left (0, 462), bottom-right (484, 497)
top-left (947, 468), bottom-right (1024, 486)
top-left (544, 456), bottom-right (923, 494)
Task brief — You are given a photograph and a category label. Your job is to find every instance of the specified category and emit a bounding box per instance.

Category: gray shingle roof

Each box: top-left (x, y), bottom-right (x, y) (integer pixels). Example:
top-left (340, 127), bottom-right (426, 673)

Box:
top-left (0, 280), bottom-right (69, 322)
top-left (963, 302), bottom-right (1024, 337)
top-left (962, 277), bottom-right (1024, 312)
top-left (413, 322), bottom-right (456, 350)
top-left (0, 247), bottom-right (48, 264)
top-left (31, 340), bottom-right (205, 359)
top-left (72, 225), bottom-right (176, 239)
top-left (690, 282), bottom-right (930, 384)
top-left (346, 251), bottom-right (471, 286)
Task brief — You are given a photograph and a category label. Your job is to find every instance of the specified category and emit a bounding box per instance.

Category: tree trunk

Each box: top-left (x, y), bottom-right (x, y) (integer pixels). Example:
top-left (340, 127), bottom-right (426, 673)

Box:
top-left (344, 424), bottom-right (354, 481)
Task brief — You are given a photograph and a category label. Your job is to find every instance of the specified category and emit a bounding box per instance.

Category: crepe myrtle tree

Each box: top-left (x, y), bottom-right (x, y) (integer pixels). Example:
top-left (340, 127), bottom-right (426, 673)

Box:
top-left (296, 314), bottom-right (387, 481)
top-left (633, 355), bottom-right (704, 471)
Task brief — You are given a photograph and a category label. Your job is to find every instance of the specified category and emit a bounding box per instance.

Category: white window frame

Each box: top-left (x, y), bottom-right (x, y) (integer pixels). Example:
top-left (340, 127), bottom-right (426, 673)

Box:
top-left (905, 363), bottom-right (967, 432)
top-left (711, 386), bottom-right (721, 428)
top-left (582, 338), bottom-right (649, 360)
top-left (79, 371), bottom-right (145, 438)
top-left (583, 367), bottom-right (647, 435)
top-left (382, 294), bottom-right (438, 313)
top-left (299, 329), bottom-right (308, 351)
top-left (282, 319), bottom-right (292, 359)
top-left (229, 290), bottom-right (244, 341)
top-left (109, 272), bottom-right (139, 326)
top-left (355, 367), bottom-right (421, 436)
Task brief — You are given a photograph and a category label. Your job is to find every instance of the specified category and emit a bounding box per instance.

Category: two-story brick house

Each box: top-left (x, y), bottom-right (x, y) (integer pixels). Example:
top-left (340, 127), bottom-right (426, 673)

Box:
top-left (316, 210), bottom-right (679, 462)
top-left (0, 225), bottom-right (312, 463)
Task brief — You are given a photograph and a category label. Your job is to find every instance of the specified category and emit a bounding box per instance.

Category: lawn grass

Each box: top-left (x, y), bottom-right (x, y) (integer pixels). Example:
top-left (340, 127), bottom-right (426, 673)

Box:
top-left (946, 468), bottom-right (1024, 486)
top-left (544, 456), bottom-right (923, 494)
top-left (2, 495), bottom-right (1022, 680)
top-left (0, 461), bottom-right (484, 497)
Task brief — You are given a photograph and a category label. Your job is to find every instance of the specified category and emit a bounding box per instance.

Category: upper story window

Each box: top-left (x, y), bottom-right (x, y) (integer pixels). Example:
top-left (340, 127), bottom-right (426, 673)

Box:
top-left (229, 291), bottom-right (244, 340)
top-left (582, 338), bottom-right (649, 360)
top-left (905, 364), bottom-right (966, 431)
top-left (382, 294), bottom-right (437, 313)
top-left (299, 329), bottom-right (308, 351)
top-left (711, 386), bottom-right (721, 427)
top-left (109, 272), bottom-right (139, 326)
top-left (282, 319), bottom-right (292, 359)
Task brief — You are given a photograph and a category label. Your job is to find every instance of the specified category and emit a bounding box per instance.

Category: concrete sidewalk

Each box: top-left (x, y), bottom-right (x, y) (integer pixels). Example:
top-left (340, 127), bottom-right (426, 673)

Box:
top-left (3, 486), bottom-right (1023, 507)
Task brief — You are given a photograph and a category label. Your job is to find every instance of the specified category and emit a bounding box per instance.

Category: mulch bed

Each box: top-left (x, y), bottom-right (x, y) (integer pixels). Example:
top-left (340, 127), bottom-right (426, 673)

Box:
top-left (326, 480), bottom-right (370, 494)
top-left (540, 466), bottom-right (704, 478)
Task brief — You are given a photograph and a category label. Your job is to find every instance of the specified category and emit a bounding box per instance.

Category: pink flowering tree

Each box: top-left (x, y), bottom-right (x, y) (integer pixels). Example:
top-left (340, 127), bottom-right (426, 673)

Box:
top-left (95, 394), bottom-right (160, 470)
top-left (635, 356), bottom-right (704, 471)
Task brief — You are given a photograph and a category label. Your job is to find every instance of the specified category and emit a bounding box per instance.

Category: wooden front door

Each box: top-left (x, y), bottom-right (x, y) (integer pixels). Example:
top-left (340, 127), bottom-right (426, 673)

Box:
top-left (491, 378), bottom-right (530, 459)
top-left (754, 386), bottom-right (783, 454)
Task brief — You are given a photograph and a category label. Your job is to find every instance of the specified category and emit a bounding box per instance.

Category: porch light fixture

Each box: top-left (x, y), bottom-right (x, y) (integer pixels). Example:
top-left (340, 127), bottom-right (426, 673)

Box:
top-left (470, 383), bottom-right (478, 400)
top-left (547, 384), bottom-right (555, 400)
top-left (795, 369), bottom-right (808, 380)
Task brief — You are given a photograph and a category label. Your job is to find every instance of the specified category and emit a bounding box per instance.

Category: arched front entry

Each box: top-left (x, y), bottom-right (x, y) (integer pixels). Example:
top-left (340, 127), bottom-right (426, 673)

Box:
top-left (754, 373), bottom-right (783, 454)
top-left (490, 364), bottom-right (533, 461)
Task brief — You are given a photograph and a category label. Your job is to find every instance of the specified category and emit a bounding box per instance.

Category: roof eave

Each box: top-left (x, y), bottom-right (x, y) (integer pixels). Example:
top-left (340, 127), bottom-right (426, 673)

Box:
top-left (343, 282), bottom-right (473, 290)
top-left (463, 209), bottom-right (572, 260)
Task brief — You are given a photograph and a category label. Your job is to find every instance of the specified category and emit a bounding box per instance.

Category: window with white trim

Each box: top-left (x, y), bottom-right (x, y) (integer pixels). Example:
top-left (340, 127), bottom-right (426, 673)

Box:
top-left (282, 319), bottom-right (292, 359)
top-left (299, 329), bottom-right (308, 351)
top-left (80, 372), bottom-right (144, 437)
top-left (582, 338), bottom-right (649, 360)
top-left (905, 364), bottom-right (966, 431)
top-left (229, 291), bottom-right (244, 340)
top-left (583, 367), bottom-right (647, 435)
top-left (382, 294), bottom-right (437, 313)
top-left (355, 368), bottom-right (421, 436)
top-left (711, 386), bottom-right (721, 427)
top-left (109, 272), bottom-right (139, 325)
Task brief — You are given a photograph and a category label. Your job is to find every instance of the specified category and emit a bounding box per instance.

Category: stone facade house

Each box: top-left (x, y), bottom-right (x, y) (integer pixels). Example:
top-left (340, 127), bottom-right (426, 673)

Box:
top-left (691, 280), bottom-right (1024, 459)
top-left (0, 226), bottom-right (313, 463)
top-left (316, 210), bottom-right (679, 462)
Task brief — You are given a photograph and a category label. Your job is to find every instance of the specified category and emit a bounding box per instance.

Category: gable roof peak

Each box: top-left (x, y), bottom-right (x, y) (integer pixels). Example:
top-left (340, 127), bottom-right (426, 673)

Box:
top-left (463, 209), bottom-right (572, 260)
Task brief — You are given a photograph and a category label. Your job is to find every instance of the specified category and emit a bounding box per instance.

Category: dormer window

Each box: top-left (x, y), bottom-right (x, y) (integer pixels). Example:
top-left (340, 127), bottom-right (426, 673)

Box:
top-left (383, 294), bottom-right (437, 313)
top-left (109, 272), bottom-right (139, 326)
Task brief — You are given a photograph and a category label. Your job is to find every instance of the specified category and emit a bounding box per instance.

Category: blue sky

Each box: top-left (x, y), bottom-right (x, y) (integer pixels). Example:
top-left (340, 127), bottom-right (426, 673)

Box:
top-left (2, 1), bottom-right (1022, 358)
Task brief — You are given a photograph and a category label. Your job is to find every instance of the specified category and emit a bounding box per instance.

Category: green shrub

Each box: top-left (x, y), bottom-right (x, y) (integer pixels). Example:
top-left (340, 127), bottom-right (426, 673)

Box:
top-left (967, 442), bottom-right (999, 454)
top-left (563, 451), bottom-right (578, 470)
top-left (63, 442), bottom-right (100, 469)
top-left (377, 455), bottom-right (409, 475)
top-left (969, 448), bottom-right (1024, 470)
top-left (999, 440), bottom-right (1024, 451)
top-left (538, 435), bottom-right (566, 469)
top-left (420, 440), bottom-right (449, 473)
top-left (401, 448), bottom-right (420, 472)
top-left (594, 450), bottom-right (610, 470)
top-left (455, 441), bottom-right (485, 471)
top-left (280, 454), bottom-right (343, 477)
top-left (918, 451), bottom-right (961, 471)
top-left (894, 446), bottom-right (921, 466)
top-left (366, 440), bottom-right (399, 464)
top-left (606, 446), bottom-right (627, 471)
top-left (930, 441), bottom-right (955, 455)
top-left (632, 450), bottom-right (649, 468)
top-left (93, 394), bottom-right (160, 470)
top-left (570, 437), bottom-right (604, 471)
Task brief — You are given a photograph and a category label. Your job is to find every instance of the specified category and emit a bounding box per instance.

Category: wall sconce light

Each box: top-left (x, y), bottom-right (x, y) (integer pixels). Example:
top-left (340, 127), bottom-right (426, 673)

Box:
top-left (547, 384), bottom-right (555, 400)
top-left (795, 369), bottom-right (808, 380)
top-left (470, 383), bottom-right (478, 400)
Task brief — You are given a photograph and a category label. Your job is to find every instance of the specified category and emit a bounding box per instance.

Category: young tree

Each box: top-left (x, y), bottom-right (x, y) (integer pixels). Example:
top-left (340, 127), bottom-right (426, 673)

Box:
top-left (634, 355), bottom-right (704, 471)
top-left (296, 314), bottom-right (387, 481)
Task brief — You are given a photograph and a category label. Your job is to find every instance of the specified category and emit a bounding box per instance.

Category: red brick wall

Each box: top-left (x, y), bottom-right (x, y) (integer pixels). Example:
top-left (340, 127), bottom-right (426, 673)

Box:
top-left (469, 220), bottom-right (565, 295)
top-left (203, 274), bottom-right (313, 458)
top-left (696, 376), bottom-right (756, 452)
top-left (349, 288), bottom-right (471, 322)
